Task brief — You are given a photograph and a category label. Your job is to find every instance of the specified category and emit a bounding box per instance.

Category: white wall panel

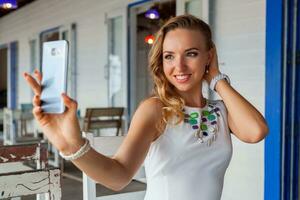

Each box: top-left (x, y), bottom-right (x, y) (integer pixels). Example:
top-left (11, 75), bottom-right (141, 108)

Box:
top-left (209, 0), bottom-right (266, 200)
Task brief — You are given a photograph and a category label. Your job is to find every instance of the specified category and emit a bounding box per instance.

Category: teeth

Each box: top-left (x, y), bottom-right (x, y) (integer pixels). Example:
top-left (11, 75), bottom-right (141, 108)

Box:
top-left (175, 75), bottom-right (189, 80)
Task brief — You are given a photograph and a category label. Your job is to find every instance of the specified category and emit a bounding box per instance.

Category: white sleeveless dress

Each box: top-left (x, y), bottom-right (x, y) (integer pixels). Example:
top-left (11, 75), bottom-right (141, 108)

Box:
top-left (144, 99), bottom-right (232, 200)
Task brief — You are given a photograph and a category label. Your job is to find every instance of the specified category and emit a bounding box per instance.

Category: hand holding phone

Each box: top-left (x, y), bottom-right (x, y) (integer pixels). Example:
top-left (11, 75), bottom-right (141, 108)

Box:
top-left (41, 40), bottom-right (68, 113)
top-left (23, 42), bottom-right (84, 154)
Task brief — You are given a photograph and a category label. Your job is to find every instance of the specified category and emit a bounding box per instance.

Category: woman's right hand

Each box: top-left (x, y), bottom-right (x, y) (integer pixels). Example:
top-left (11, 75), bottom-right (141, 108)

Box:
top-left (23, 69), bottom-right (85, 155)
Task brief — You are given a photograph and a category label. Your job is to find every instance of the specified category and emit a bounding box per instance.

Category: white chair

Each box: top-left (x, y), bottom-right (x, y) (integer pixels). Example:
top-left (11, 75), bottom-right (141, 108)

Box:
top-left (0, 143), bottom-right (61, 199)
top-left (3, 107), bottom-right (60, 168)
top-left (82, 132), bottom-right (146, 200)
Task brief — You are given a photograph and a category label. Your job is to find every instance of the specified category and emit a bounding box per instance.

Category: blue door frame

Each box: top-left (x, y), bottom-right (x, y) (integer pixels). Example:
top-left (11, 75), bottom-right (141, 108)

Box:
top-left (265, 0), bottom-right (299, 199)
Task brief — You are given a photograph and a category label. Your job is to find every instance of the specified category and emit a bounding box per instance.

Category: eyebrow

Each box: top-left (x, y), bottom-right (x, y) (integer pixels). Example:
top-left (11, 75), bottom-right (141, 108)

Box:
top-left (163, 48), bottom-right (200, 54)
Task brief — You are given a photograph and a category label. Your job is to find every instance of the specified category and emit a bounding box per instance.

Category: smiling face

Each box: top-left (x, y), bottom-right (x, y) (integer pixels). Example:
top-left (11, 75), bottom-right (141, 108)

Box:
top-left (162, 28), bottom-right (211, 96)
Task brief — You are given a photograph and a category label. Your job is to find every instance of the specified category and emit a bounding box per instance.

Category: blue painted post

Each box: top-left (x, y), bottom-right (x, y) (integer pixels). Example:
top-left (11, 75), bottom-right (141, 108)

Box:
top-left (265, 0), bottom-right (283, 199)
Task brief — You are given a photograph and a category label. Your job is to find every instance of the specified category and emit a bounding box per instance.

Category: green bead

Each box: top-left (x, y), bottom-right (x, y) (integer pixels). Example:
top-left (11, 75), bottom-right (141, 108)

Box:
top-left (200, 124), bottom-right (208, 130)
top-left (189, 118), bottom-right (198, 125)
top-left (207, 114), bottom-right (216, 121)
top-left (190, 112), bottom-right (199, 118)
top-left (202, 110), bottom-right (210, 116)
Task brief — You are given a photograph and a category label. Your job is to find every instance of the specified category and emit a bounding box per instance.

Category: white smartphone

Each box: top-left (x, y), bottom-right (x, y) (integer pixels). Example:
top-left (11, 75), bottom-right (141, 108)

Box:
top-left (41, 40), bottom-right (68, 114)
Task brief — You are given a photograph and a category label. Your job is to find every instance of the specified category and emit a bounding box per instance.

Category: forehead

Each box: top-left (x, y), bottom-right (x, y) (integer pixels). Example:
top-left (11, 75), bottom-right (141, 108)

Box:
top-left (163, 28), bottom-right (206, 51)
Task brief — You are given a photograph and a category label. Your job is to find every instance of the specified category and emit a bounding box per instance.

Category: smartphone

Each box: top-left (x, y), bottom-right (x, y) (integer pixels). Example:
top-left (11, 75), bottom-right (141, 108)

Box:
top-left (41, 40), bottom-right (68, 114)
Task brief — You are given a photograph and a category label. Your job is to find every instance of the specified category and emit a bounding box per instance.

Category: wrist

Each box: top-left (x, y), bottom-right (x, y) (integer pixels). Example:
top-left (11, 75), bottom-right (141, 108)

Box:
top-left (206, 70), bottom-right (220, 84)
top-left (209, 73), bottom-right (230, 91)
top-left (215, 79), bottom-right (228, 92)
top-left (60, 138), bottom-right (86, 156)
top-left (59, 138), bottom-right (91, 161)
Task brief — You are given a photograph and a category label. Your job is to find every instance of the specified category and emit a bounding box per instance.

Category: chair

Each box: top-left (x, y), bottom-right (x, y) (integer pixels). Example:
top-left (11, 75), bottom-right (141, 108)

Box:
top-left (60, 107), bottom-right (125, 182)
top-left (3, 108), bottom-right (41, 145)
top-left (0, 142), bottom-right (62, 199)
top-left (20, 103), bottom-right (35, 137)
top-left (83, 107), bottom-right (124, 136)
top-left (3, 107), bottom-right (60, 168)
top-left (82, 132), bottom-right (146, 200)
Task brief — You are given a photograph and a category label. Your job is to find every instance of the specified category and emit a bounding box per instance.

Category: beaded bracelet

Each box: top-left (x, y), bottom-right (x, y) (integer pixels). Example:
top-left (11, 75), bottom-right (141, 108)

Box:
top-left (59, 138), bottom-right (91, 161)
top-left (209, 73), bottom-right (231, 91)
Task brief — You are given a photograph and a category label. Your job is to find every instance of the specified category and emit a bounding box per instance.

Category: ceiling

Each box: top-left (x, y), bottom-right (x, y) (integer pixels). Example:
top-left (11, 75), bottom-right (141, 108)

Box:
top-left (0, 0), bottom-right (36, 18)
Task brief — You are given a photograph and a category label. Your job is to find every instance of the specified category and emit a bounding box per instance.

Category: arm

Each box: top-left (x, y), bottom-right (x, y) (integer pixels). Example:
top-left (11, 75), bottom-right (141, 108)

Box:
top-left (23, 70), bottom-right (163, 191)
top-left (215, 80), bottom-right (269, 143)
top-left (205, 46), bottom-right (269, 143)
top-left (64, 98), bottom-right (163, 191)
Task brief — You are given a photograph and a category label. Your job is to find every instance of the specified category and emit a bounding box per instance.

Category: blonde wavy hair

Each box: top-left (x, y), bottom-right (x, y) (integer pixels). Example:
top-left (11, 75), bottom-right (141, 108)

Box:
top-left (149, 14), bottom-right (213, 127)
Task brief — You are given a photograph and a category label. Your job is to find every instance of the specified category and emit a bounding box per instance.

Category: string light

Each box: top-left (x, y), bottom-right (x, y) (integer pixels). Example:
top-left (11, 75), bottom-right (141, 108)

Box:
top-left (145, 35), bottom-right (155, 45)
top-left (0, 0), bottom-right (17, 9)
top-left (145, 9), bottom-right (160, 20)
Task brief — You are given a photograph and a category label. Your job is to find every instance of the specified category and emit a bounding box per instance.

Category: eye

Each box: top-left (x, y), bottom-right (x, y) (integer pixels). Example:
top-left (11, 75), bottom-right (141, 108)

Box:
top-left (186, 52), bottom-right (198, 57)
top-left (164, 54), bottom-right (174, 60)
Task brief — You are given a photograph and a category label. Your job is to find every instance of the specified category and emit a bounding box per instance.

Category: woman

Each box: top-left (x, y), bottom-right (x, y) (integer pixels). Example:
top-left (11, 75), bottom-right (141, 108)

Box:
top-left (23, 15), bottom-right (268, 200)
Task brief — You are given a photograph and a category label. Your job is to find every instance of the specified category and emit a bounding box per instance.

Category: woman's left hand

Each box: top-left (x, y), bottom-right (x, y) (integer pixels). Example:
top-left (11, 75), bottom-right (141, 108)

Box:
top-left (203, 44), bottom-right (221, 84)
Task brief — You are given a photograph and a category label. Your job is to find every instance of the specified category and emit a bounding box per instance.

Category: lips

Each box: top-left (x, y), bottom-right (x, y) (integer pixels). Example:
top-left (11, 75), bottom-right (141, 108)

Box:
top-left (174, 74), bottom-right (191, 83)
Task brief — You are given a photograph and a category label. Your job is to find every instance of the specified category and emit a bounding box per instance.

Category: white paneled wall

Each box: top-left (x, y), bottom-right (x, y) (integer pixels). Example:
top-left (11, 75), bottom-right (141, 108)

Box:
top-left (210, 1), bottom-right (266, 200)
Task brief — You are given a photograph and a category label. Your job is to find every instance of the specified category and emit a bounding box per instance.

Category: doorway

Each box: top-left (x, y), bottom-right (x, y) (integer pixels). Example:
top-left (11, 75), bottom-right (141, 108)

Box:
top-left (128, 0), bottom-right (176, 119)
top-left (265, 0), bottom-right (300, 199)
top-left (0, 46), bottom-right (8, 109)
top-left (0, 46), bottom-right (8, 137)
top-left (280, 0), bottom-right (299, 199)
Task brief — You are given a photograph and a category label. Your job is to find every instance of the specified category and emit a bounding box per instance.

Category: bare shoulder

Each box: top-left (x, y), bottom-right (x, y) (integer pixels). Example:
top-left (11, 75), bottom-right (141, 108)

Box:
top-left (130, 97), bottom-right (164, 141)
top-left (134, 97), bottom-right (164, 124)
top-left (138, 97), bottom-right (164, 116)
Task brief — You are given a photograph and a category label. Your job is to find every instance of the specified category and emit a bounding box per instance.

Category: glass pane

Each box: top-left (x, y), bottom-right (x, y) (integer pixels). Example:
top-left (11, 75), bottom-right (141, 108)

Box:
top-left (40, 29), bottom-right (59, 69)
top-left (108, 16), bottom-right (123, 107)
top-left (133, 0), bottom-right (175, 112)
top-left (185, 0), bottom-right (202, 18)
top-left (29, 39), bottom-right (37, 98)
top-left (29, 40), bottom-right (36, 73)
top-left (41, 30), bottom-right (59, 43)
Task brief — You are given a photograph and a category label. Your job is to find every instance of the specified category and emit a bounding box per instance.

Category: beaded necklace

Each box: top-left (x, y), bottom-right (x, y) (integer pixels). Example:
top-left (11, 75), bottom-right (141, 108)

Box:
top-left (183, 100), bottom-right (221, 146)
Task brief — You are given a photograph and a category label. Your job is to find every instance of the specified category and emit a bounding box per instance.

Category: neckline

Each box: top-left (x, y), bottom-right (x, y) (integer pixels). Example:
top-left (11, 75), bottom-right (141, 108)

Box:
top-left (184, 98), bottom-right (209, 110)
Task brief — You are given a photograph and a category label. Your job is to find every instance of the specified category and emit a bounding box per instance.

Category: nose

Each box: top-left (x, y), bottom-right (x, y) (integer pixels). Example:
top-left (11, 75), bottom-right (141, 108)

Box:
top-left (175, 55), bottom-right (187, 71)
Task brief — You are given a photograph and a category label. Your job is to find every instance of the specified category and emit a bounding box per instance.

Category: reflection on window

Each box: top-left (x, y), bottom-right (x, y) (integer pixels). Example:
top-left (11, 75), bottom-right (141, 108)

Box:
top-left (109, 54), bottom-right (122, 103)
top-left (39, 28), bottom-right (59, 69)
top-left (29, 39), bottom-right (37, 98)
top-left (29, 39), bottom-right (37, 74)
top-left (108, 16), bottom-right (123, 106)
top-left (41, 30), bottom-right (59, 43)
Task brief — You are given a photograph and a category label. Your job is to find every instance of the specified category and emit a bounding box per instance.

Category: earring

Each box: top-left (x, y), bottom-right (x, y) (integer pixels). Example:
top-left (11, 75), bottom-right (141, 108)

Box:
top-left (205, 64), bottom-right (209, 73)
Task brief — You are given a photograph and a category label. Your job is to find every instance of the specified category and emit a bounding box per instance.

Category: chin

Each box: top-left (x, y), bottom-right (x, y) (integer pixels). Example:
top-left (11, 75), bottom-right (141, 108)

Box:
top-left (173, 85), bottom-right (193, 93)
